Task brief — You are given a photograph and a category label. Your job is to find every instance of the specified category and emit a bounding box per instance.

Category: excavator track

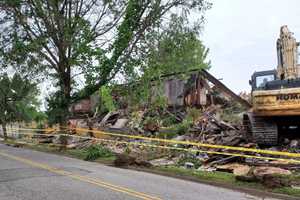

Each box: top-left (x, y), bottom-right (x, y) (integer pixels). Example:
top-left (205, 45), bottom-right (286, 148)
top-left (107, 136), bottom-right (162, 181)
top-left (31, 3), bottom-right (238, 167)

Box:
top-left (243, 113), bottom-right (278, 145)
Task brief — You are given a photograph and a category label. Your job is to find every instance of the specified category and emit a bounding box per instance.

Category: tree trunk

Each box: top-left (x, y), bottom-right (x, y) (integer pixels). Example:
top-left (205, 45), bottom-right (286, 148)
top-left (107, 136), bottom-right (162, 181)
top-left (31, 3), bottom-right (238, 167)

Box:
top-left (58, 61), bottom-right (71, 126)
top-left (2, 121), bottom-right (7, 141)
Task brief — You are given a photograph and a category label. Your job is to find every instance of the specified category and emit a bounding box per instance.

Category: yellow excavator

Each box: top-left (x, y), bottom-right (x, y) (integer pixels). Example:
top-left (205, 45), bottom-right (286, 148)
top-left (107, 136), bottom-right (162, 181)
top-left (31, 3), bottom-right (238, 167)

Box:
top-left (244, 25), bottom-right (300, 145)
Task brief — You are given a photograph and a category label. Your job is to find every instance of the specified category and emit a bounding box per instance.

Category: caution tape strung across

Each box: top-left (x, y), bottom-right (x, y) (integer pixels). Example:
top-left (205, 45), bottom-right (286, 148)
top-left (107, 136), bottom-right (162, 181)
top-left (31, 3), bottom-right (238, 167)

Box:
top-left (5, 130), bottom-right (300, 164)
top-left (68, 127), bottom-right (300, 158)
top-left (8, 126), bottom-right (300, 158)
top-left (8, 128), bottom-right (56, 132)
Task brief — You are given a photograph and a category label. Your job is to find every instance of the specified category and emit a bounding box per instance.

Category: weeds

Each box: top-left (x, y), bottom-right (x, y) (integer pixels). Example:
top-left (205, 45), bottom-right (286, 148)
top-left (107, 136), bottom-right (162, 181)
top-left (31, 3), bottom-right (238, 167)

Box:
top-left (84, 145), bottom-right (114, 161)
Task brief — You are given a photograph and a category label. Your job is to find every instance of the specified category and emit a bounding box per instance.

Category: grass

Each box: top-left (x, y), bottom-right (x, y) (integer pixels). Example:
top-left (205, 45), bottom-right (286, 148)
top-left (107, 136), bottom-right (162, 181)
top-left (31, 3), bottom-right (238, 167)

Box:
top-left (3, 139), bottom-right (116, 164)
top-left (83, 145), bottom-right (114, 161)
top-left (67, 148), bottom-right (116, 163)
top-left (157, 166), bottom-right (241, 184)
top-left (273, 187), bottom-right (300, 197)
top-left (156, 166), bottom-right (300, 198)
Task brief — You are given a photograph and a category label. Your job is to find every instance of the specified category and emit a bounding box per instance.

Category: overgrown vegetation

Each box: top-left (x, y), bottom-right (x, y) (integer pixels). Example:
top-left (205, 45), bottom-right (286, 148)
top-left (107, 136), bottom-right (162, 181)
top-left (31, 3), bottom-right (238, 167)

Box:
top-left (0, 73), bottom-right (42, 140)
top-left (99, 86), bottom-right (117, 114)
top-left (84, 145), bottom-right (114, 161)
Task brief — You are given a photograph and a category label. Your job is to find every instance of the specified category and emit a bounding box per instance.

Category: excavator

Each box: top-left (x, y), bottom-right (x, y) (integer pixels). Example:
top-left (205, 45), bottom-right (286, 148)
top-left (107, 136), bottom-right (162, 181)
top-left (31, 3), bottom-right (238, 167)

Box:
top-left (244, 25), bottom-right (300, 145)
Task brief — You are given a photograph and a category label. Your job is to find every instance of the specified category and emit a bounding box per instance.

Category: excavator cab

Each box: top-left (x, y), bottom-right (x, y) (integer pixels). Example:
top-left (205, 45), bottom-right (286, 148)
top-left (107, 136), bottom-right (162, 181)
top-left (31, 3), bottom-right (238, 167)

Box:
top-left (250, 70), bottom-right (277, 90)
top-left (250, 70), bottom-right (300, 92)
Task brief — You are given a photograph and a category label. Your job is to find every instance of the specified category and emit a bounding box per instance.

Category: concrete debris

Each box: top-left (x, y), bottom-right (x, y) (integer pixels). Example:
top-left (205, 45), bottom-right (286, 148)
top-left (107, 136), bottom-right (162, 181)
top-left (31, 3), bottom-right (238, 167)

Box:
top-left (99, 111), bottom-right (121, 127)
top-left (110, 118), bottom-right (128, 129)
top-left (253, 166), bottom-right (292, 177)
top-left (216, 163), bottom-right (250, 176)
top-left (184, 162), bottom-right (195, 169)
top-left (196, 153), bottom-right (209, 161)
top-left (290, 140), bottom-right (299, 148)
top-left (150, 158), bottom-right (175, 166)
top-left (172, 135), bottom-right (187, 141)
top-left (236, 166), bottom-right (292, 188)
top-left (197, 166), bottom-right (216, 172)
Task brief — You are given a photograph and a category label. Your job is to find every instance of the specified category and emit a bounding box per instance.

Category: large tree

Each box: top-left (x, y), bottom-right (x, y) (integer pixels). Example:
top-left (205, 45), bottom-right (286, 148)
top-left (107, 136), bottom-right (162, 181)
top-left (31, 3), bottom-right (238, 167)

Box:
top-left (147, 14), bottom-right (210, 75)
top-left (0, 0), bottom-right (211, 111)
top-left (0, 73), bottom-right (39, 140)
top-left (124, 14), bottom-right (210, 107)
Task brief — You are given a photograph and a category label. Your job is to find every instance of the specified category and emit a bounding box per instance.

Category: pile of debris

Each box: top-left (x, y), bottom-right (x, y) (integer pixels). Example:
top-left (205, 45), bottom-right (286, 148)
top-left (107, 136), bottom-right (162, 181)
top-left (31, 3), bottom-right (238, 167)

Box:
top-left (19, 95), bottom-right (300, 189)
top-left (185, 106), bottom-right (245, 145)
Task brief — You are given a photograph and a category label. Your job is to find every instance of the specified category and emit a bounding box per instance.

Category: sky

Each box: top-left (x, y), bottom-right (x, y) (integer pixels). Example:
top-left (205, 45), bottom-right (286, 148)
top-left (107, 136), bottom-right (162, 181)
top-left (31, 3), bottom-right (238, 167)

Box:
top-left (201, 0), bottom-right (300, 93)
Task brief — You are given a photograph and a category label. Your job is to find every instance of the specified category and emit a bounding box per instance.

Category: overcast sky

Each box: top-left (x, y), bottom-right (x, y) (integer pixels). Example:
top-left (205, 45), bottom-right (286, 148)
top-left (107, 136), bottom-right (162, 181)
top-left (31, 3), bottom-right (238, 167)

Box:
top-left (202, 0), bottom-right (300, 93)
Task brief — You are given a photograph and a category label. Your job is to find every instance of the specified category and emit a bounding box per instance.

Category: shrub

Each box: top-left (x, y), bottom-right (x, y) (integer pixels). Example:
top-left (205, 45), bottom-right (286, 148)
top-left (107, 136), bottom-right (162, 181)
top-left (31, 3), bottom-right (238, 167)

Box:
top-left (186, 107), bottom-right (201, 122)
top-left (174, 119), bottom-right (193, 135)
top-left (99, 86), bottom-right (116, 113)
top-left (162, 115), bottom-right (178, 127)
top-left (84, 145), bottom-right (114, 161)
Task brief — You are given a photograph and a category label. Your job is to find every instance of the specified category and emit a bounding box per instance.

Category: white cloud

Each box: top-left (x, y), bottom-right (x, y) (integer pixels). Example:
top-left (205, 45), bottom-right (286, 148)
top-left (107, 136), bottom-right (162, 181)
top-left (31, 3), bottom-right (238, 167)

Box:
top-left (201, 0), bottom-right (300, 93)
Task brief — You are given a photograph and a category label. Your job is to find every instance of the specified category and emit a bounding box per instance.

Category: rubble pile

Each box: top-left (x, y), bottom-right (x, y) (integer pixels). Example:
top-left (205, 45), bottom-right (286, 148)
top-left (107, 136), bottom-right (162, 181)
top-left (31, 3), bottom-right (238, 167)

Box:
top-left (186, 107), bottom-right (245, 146)
top-left (20, 98), bottom-right (300, 188)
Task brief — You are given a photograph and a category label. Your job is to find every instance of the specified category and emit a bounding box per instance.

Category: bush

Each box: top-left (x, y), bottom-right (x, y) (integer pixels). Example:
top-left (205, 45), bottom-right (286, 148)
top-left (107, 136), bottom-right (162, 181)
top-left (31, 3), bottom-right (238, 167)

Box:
top-left (99, 86), bottom-right (116, 113)
top-left (162, 115), bottom-right (178, 127)
top-left (186, 107), bottom-right (201, 122)
top-left (174, 119), bottom-right (192, 135)
top-left (84, 145), bottom-right (114, 161)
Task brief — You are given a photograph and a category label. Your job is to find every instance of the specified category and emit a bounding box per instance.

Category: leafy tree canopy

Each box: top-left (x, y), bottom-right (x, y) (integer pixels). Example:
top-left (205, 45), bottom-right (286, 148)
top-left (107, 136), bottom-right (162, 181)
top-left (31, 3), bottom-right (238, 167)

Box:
top-left (0, 0), bottom-right (211, 102)
top-left (124, 14), bottom-right (210, 108)
top-left (0, 72), bottom-right (41, 139)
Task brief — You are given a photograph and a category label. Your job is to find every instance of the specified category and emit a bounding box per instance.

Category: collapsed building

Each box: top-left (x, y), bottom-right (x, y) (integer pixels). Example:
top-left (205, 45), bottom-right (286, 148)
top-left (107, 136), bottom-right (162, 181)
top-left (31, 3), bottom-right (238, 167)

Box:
top-left (69, 69), bottom-right (251, 115)
top-left (160, 69), bottom-right (250, 108)
top-left (67, 69), bottom-right (250, 129)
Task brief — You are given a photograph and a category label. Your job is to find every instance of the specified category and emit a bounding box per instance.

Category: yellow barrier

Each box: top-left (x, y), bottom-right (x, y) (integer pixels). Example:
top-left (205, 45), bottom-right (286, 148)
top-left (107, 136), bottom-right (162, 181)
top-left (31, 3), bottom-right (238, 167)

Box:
top-left (6, 130), bottom-right (300, 164)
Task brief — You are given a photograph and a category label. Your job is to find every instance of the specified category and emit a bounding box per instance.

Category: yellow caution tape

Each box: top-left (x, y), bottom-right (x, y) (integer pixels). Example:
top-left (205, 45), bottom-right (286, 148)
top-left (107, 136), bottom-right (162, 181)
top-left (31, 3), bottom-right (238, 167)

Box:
top-left (6, 130), bottom-right (300, 164)
top-left (9, 127), bottom-right (300, 159)
top-left (68, 127), bottom-right (300, 159)
top-left (8, 128), bottom-right (56, 132)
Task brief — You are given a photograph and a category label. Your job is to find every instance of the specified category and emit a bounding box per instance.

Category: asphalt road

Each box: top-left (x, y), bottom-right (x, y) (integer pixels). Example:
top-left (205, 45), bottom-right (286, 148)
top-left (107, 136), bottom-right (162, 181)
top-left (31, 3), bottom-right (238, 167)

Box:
top-left (0, 142), bottom-right (280, 200)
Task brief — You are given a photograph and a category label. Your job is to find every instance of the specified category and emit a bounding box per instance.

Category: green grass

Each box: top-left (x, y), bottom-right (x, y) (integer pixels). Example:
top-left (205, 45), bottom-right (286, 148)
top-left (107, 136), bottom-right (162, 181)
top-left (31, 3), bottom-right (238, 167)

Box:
top-left (3, 139), bottom-right (116, 164)
top-left (273, 187), bottom-right (300, 197)
top-left (83, 145), bottom-right (115, 161)
top-left (67, 147), bottom-right (116, 163)
top-left (156, 166), bottom-right (300, 197)
top-left (158, 166), bottom-right (237, 184)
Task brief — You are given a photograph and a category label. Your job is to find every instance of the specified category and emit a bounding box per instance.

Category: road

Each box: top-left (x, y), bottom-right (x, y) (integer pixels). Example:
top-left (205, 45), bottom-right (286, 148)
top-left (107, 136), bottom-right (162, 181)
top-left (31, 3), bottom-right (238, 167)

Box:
top-left (0, 142), bottom-right (280, 200)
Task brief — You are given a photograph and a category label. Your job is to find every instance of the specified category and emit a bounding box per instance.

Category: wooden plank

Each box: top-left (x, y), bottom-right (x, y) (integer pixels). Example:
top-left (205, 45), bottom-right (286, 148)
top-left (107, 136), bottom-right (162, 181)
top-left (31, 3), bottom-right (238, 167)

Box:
top-left (200, 69), bottom-right (252, 109)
